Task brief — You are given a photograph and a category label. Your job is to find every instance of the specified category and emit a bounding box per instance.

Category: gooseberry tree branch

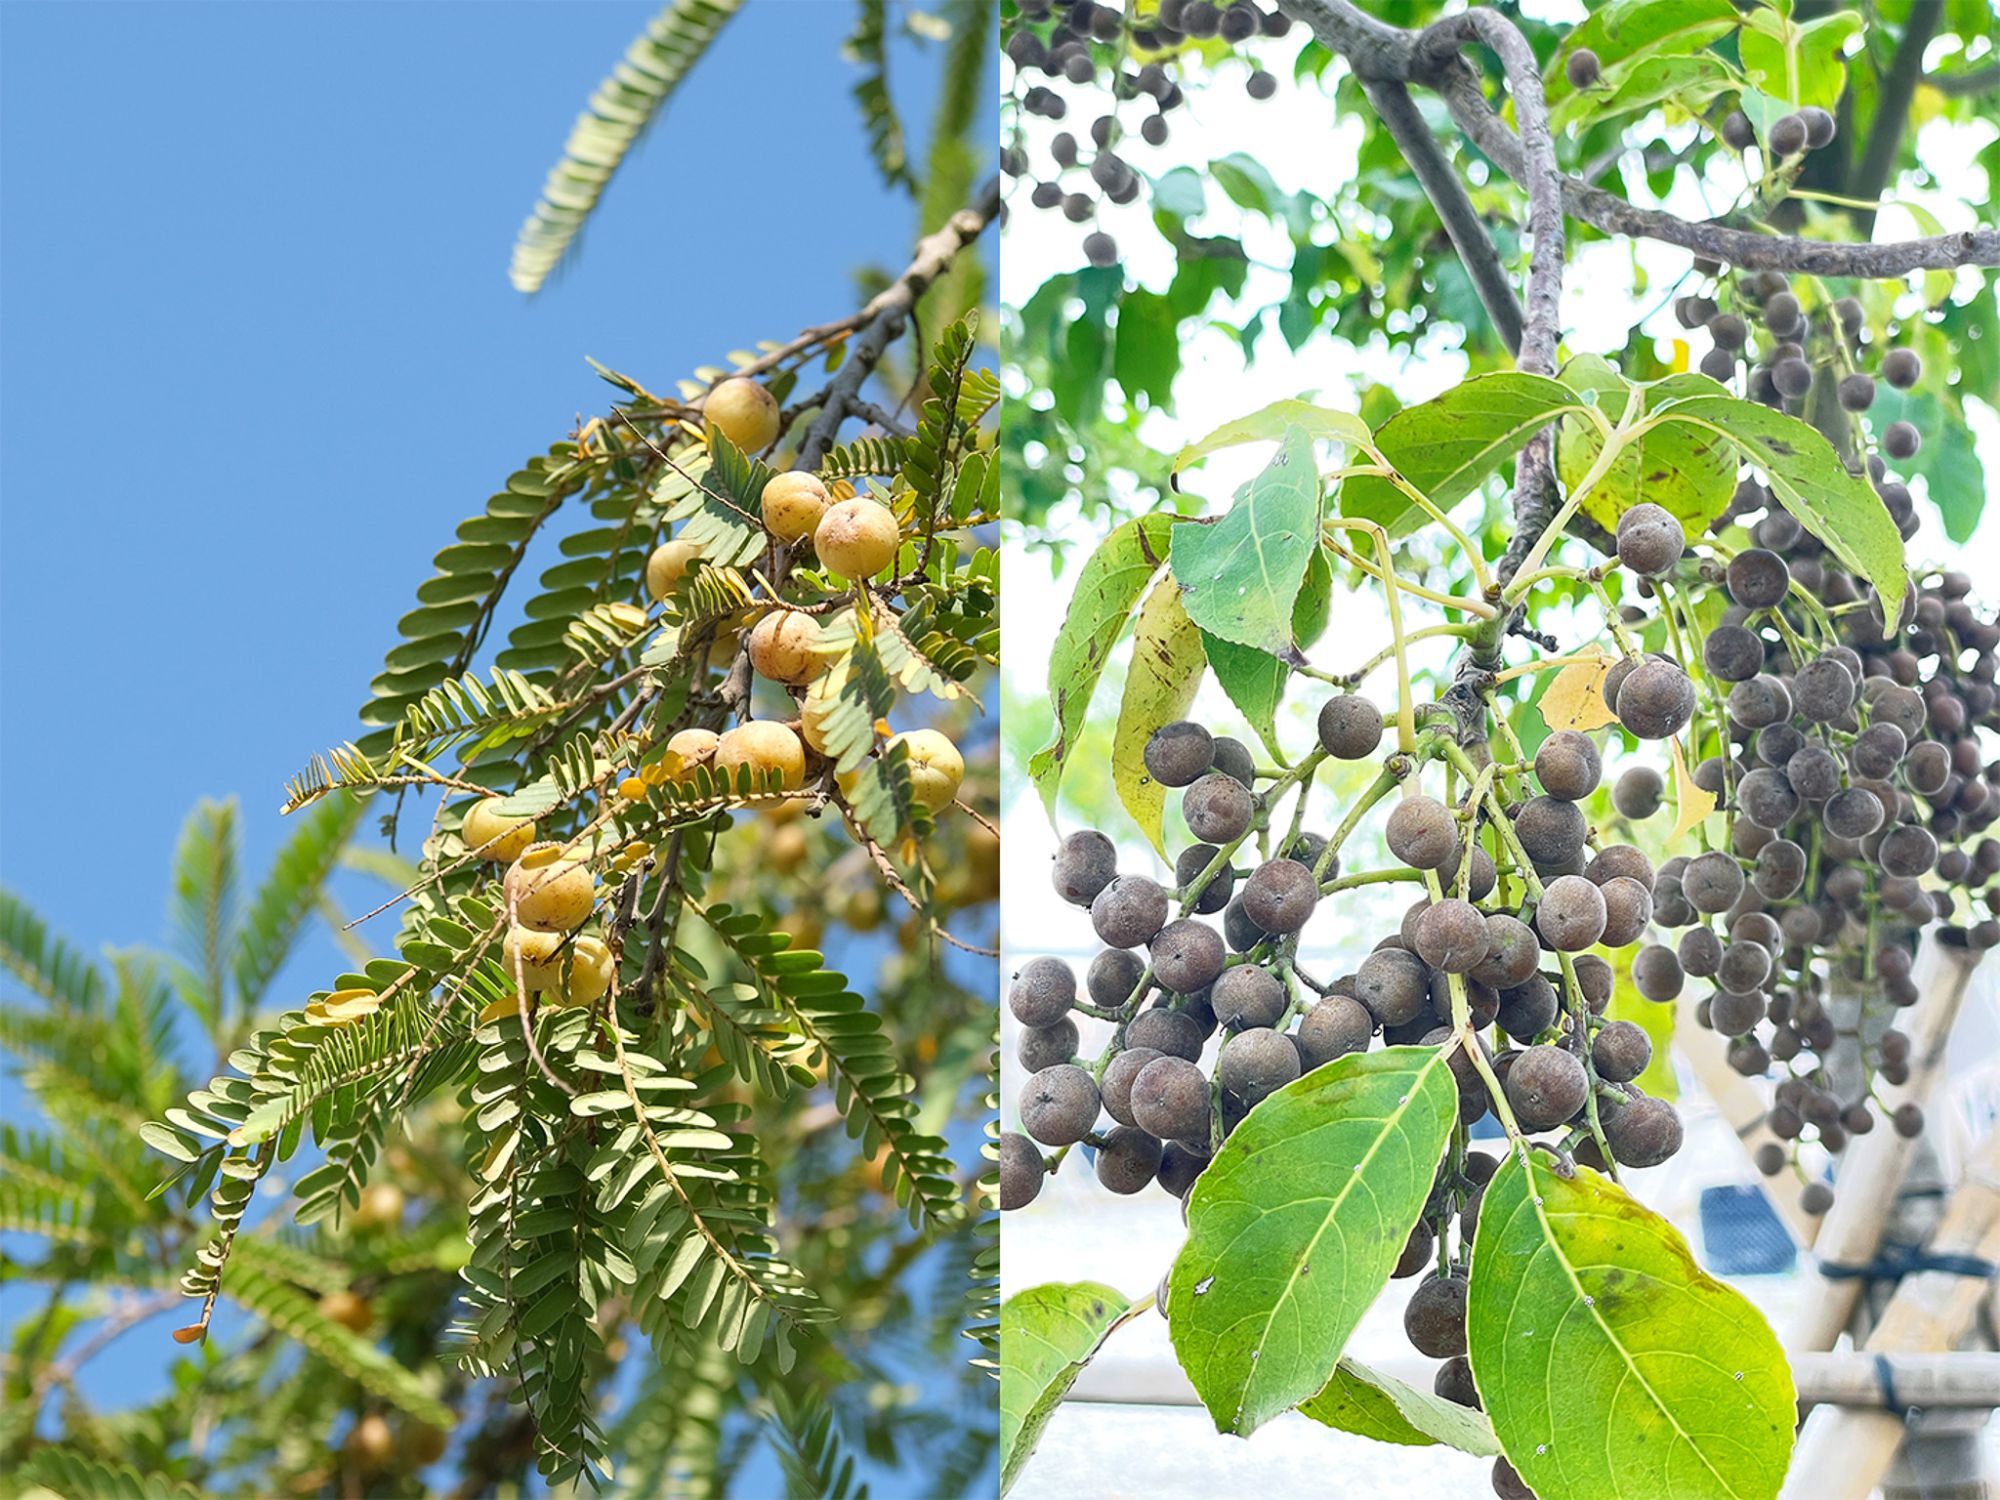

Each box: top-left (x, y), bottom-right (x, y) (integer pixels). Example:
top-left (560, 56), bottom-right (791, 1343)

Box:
top-left (794, 176), bottom-right (1001, 470)
top-left (1276, 0), bottom-right (2000, 275)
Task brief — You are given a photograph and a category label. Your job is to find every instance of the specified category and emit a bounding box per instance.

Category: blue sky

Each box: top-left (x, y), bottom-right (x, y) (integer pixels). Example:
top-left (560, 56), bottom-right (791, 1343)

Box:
top-left (1, 3), bottom-right (991, 1495)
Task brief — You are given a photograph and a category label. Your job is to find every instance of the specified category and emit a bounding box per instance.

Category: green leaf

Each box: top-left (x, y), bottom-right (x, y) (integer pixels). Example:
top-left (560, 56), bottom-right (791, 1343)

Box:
top-left (1868, 387), bottom-right (1986, 543)
top-left (1171, 426), bottom-right (1320, 654)
top-left (1114, 289), bottom-right (1181, 410)
top-left (1603, 943), bottom-right (1678, 1101)
top-left (1653, 394), bottom-right (1907, 625)
top-left (1469, 1153), bottom-right (1796, 1500)
top-left (1344, 373), bottom-right (1582, 537)
top-left (510, 0), bottom-right (748, 292)
top-left (1301, 1356), bottom-right (1503, 1455)
top-left (1172, 398), bottom-right (1371, 474)
top-left (1737, 7), bottom-right (1858, 109)
top-left (234, 793), bottom-right (365, 1010)
top-left (1027, 514), bottom-right (1178, 815)
top-left (1557, 360), bottom-right (1737, 533)
top-left (1550, 54), bottom-right (1734, 133)
top-left (1546, 0), bottom-right (1737, 111)
top-left (1167, 1046), bottom-right (1459, 1436)
top-left (168, 798), bottom-right (239, 1031)
top-left (1201, 632), bottom-right (1287, 761)
top-left (1113, 579), bottom-right (1207, 858)
top-left (999, 1281), bottom-right (1138, 1496)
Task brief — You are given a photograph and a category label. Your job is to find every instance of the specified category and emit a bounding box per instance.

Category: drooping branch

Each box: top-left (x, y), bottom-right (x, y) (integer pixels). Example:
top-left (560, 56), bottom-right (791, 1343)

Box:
top-left (1931, 63), bottom-right (2000, 97)
top-left (795, 175), bottom-right (1002, 470)
top-left (1358, 76), bottom-right (1525, 356)
top-left (1277, 0), bottom-right (2000, 277)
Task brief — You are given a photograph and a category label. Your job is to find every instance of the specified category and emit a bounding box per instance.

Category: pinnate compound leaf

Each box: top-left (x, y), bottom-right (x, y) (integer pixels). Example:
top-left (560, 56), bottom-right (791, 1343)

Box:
top-left (1170, 425), bottom-right (1319, 653)
top-left (999, 1281), bottom-right (1139, 1496)
top-left (1469, 1152), bottom-right (1795, 1500)
top-left (1167, 1045), bottom-right (1458, 1436)
top-left (1343, 373), bottom-right (1581, 536)
top-left (1301, 1356), bottom-right (1502, 1455)
top-left (1654, 394), bottom-right (1907, 627)
top-left (1557, 360), bottom-right (1735, 532)
top-left (1028, 513), bottom-right (1177, 815)
top-left (1172, 399), bottom-right (1371, 473)
top-left (1113, 579), bottom-right (1207, 858)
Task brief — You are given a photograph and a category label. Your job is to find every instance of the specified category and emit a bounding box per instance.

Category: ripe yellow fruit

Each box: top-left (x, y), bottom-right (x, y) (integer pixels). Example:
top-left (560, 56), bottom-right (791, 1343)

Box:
top-left (813, 498), bottom-right (901, 579)
top-left (966, 820), bottom-right (1000, 901)
top-left (705, 376), bottom-right (780, 453)
top-left (714, 720), bottom-right (806, 791)
top-left (768, 821), bottom-right (809, 874)
top-left (353, 1181), bottom-right (404, 1230)
top-left (402, 1423), bottom-right (449, 1466)
top-left (645, 537), bottom-right (703, 601)
top-left (665, 726), bottom-right (719, 781)
top-left (799, 664), bottom-right (848, 756)
top-left (345, 1412), bottom-right (395, 1469)
top-left (761, 470), bottom-right (830, 541)
top-left (506, 843), bottom-right (597, 932)
top-left (565, 935), bottom-right (615, 1005)
top-left (462, 798), bottom-right (536, 862)
top-left (747, 609), bottom-right (827, 685)
top-left (893, 728), bottom-right (965, 812)
top-left (319, 1289), bottom-right (373, 1333)
top-left (502, 925), bottom-right (566, 991)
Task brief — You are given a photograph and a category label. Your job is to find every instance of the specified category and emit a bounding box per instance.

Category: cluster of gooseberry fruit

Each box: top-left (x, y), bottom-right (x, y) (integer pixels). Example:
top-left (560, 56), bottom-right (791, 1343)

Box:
top-left (1002, 0), bottom-right (1289, 268)
top-left (1599, 484), bottom-right (2000, 1220)
top-left (444, 373), bottom-right (964, 1024)
top-left (1001, 690), bottom-right (1686, 1418)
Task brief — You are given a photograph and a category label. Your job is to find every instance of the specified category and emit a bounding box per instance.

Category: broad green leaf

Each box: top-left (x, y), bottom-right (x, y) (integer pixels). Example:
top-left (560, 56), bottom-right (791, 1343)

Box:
top-left (1344, 374), bottom-right (1582, 537)
top-left (1113, 579), bottom-right (1207, 857)
top-left (1028, 513), bottom-right (1178, 815)
top-left (1115, 288), bottom-right (1181, 409)
top-left (1545, 0), bottom-right (1737, 111)
top-left (1551, 54), bottom-right (1735, 133)
top-left (1653, 394), bottom-right (1907, 624)
top-left (1469, 1153), bottom-right (1795, 1500)
top-left (1167, 1046), bottom-right (1458, 1436)
top-left (1172, 399), bottom-right (1372, 474)
top-left (1301, 1356), bottom-right (1503, 1455)
top-left (1000, 1281), bottom-right (1138, 1496)
top-left (1293, 545), bottom-right (1333, 649)
top-left (1870, 387), bottom-right (1986, 544)
top-left (1170, 426), bottom-right (1320, 653)
top-left (1557, 361), bottom-right (1736, 532)
top-left (1738, 8), bottom-right (1859, 109)
top-left (1201, 632), bottom-right (1286, 762)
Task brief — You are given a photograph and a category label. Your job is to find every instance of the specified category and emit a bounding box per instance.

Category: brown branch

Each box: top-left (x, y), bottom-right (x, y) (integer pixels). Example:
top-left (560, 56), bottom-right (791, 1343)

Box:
top-left (1850, 1), bottom-right (1944, 237)
top-left (1930, 63), bottom-right (2000, 97)
top-left (795, 176), bottom-right (1001, 471)
top-left (1278, 0), bottom-right (2000, 276)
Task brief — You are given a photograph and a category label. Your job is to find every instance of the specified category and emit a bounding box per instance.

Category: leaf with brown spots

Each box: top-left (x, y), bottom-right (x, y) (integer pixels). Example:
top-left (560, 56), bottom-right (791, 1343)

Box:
top-left (1468, 1153), bottom-right (1795, 1500)
top-left (1112, 577), bottom-right (1208, 857)
top-left (1000, 1282), bottom-right (1141, 1495)
top-left (1028, 512), bottom-right (1181, 816)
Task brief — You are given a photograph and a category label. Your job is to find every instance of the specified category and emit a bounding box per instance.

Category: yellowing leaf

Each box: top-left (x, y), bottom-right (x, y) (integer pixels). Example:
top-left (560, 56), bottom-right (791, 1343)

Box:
top-left (1669, 738), bottom-right (1716, 843)
top-left (1112, 578), bottom-right (1207, 858)
top-left (1538, 651), bottom-right (1618, 732)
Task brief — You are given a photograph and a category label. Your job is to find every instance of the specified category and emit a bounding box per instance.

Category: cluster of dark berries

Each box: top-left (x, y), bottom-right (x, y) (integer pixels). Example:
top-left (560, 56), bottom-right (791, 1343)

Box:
top-left (1599, 487), bottom-right (1997, 1220)
top-left (1670, 271), bottom-right (1925, 494)
top-left (1001, 699), bottom-right (1687, 1431)
top-left (1719, 104), bottom-right (1837, 160)
top-left (1002, 0), bottom-right (1290, 267)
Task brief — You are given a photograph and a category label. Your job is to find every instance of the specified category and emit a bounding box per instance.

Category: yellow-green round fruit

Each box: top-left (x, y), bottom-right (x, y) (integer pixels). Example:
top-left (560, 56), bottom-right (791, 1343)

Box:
top-left (646, 538), bottom-right (703, 601)
top-left (319, 1289), bottom-right (373, 1333)
top-left (502, 925), bottom-right (566, 991)
top-left (564, 935), bottom-right (615, 1005)
top-left (768, 821), bottom-right (809, 874)
top-left (353, 1181), bottom-right (404, 1230)
top-left (893, 728), bottom-right (965, 812)
top-left (346, 1413), bottom-right (395, 1470)
top-left (462, 798), bottom-right (536, 862)
top-left (761, 471), bottom-right (831, 542)
top-left (813, 498), bottom-right (901, 579)
top-left (665, 726), bottom-right (719, 781)
top-left (747, 609), bottom-right (827, 685)
top-left (402, 1423), bottom-right (449, 1466)
top-left (705, 377), bottom-right (780, 453)
top-left (715, 720), bottom-right (806, 791)
top-left (506, 843), bottom-right (597, 932)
